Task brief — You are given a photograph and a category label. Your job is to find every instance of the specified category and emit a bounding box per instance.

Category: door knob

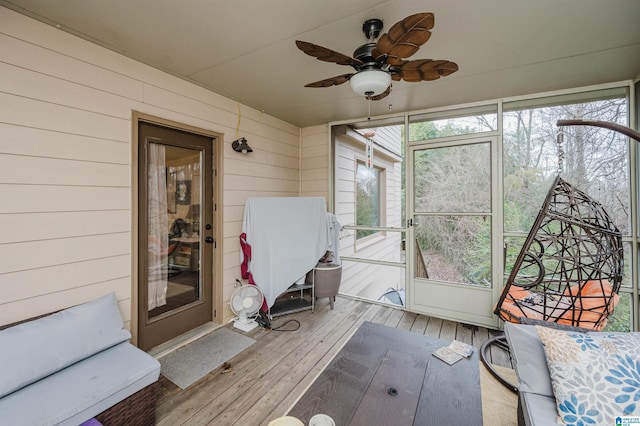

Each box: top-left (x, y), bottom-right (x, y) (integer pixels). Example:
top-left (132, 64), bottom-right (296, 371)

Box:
top-left (205, 236), bottom-right (214, 244)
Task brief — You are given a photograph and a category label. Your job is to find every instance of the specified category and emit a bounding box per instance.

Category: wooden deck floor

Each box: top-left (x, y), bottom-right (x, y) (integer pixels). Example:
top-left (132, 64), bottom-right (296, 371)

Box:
top-left (155, 296), bottom-right (510, 426)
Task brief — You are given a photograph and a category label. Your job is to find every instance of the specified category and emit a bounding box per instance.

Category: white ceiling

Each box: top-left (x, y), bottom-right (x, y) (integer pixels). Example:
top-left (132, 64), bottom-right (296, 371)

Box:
top-left (3, 0), bottom-right (639, 127)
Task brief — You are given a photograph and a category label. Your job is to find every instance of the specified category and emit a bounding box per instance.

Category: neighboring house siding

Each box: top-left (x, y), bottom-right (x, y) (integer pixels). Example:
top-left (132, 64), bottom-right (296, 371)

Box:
top-left (0, 7), bottom-right (301, 327)
top-left (334, 127), bottom-right (404, 301)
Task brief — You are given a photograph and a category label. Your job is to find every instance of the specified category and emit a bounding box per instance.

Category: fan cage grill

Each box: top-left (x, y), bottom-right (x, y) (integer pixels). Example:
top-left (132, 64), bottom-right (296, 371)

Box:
top-left (231, 285), bottom-right (263, 317)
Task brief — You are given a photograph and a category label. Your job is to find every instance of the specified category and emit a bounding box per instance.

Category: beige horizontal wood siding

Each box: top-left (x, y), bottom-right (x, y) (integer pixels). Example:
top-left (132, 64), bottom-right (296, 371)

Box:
top-left (301, 125), bottom-right (329, 198)
top-left (0, 6), bottom-right (302, 328)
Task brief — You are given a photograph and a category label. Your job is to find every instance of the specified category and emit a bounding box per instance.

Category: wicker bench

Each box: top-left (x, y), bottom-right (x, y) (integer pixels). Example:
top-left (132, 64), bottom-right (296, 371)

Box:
top-left (0, 293), bottom-right (160, 426)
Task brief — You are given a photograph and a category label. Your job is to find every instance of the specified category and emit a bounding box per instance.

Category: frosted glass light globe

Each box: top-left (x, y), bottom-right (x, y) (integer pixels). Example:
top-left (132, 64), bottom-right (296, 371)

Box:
top-left (350, 70), bottom-right (391, 97)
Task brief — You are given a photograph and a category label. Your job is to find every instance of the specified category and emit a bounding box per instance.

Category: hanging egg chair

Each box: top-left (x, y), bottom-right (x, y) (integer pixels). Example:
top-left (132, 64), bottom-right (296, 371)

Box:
top-left (495, 175), bottom-right (623, 330)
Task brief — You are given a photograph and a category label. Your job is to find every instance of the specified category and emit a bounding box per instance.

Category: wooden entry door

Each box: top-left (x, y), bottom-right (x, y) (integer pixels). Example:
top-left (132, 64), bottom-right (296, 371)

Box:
top-left (137, 121), bottom-right (215, 350)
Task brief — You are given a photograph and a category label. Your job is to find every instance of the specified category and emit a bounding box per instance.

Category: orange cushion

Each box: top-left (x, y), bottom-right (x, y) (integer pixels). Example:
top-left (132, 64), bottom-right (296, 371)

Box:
top-left (497, 280), bottom-right (619, 330)
top-left (560, 280), bottom-right (619, 330)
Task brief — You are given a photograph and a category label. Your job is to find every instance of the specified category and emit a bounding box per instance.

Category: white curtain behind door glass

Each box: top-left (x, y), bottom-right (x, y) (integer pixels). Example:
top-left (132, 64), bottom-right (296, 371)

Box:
top-left (148, 142), bottom-right (168, 309)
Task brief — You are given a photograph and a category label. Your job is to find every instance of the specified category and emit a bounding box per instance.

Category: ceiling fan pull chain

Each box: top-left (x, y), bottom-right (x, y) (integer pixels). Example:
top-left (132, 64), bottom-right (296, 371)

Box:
top-left (366, 98), bottom-right (373, 168)
top-left (364, 98), bottom-right (377, 168)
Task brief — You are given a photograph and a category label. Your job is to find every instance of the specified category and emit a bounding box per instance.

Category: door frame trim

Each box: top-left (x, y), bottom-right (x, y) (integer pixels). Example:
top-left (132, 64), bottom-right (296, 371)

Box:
top-left (131, 111), bottom-right (224, 346)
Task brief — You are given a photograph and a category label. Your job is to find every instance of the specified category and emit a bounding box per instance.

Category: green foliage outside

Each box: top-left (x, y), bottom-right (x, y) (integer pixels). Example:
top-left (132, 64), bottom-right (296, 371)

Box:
top-left (605, 293), bottom-right (631, 332)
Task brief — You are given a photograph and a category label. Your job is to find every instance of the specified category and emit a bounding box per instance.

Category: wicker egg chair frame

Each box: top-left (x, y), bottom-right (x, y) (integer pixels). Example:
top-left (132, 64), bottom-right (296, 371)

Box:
top-left (495, 175), bottom-right (624, 330)
top-left (481, 119), bottom-right (639, 393)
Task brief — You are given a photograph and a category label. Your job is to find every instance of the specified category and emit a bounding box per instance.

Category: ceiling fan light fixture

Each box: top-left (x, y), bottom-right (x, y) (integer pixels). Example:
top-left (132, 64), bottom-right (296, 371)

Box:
top-left (350, 69), bottom-right (391, 97)
top-left (296, 13), bottom-right (456, 101)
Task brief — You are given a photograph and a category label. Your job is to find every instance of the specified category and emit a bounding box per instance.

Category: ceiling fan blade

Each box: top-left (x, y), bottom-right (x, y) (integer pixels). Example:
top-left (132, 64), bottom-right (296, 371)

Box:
top-left (374, 12), bottom-right (434, 65)
top-left (295, 40), bottom-right (362, 67)
top-left (395, 59), bottom-right (458, 82)
top-left (367, 85), bottom-right (391, 101)
top-left (304, 73), bottom-right (354, 88)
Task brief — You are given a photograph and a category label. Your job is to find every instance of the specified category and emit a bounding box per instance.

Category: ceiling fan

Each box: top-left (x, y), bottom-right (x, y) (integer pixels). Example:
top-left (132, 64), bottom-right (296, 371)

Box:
top-left (295, 12), bottom-right (458, 101)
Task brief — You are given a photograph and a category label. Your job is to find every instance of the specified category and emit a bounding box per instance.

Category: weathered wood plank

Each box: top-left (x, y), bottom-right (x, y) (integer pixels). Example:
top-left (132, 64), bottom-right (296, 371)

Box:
top-left (396, 311), bottom-right (417, 331)
top-left (424, 316), bottom-right (443, 338)
top-left (439, 319), bottom-right (458, 341)
top-left (455, 322), bottom-right (475, 345)
top-left (410, 313), bottom-right (429, 335)
top-left (382, 307), bottom-right (404, 328)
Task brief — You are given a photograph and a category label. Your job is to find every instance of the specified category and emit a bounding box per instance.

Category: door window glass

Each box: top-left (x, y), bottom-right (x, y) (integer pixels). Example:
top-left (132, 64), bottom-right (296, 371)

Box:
top-left (147, 144), bottom-right (202, 319)
top-left (413, 144), bottom-right (491, 213)
top-left (413, 142), bottom-right (492, 287)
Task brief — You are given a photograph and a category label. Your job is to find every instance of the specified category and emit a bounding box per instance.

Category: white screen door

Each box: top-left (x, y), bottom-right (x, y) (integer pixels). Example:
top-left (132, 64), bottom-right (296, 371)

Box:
top-left (406, 136), bottom-right (500, 328)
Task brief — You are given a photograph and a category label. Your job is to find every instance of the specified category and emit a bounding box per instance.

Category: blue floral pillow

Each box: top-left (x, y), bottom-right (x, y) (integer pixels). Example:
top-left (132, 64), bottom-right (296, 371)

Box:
top-left (536, 326), bottom-right (640, 425)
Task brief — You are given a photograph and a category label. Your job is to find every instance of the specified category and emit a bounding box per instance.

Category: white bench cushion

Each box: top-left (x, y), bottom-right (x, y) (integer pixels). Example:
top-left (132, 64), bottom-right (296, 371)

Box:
top-left (0, 342), bottom-right (160, 426)
top-left (0, 292), bottom-right (131, 398)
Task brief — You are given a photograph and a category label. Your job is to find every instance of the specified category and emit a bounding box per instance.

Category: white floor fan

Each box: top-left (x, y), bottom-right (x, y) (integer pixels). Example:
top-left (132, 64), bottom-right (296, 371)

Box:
top-left (230, 284), bottom-right (264, 332)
